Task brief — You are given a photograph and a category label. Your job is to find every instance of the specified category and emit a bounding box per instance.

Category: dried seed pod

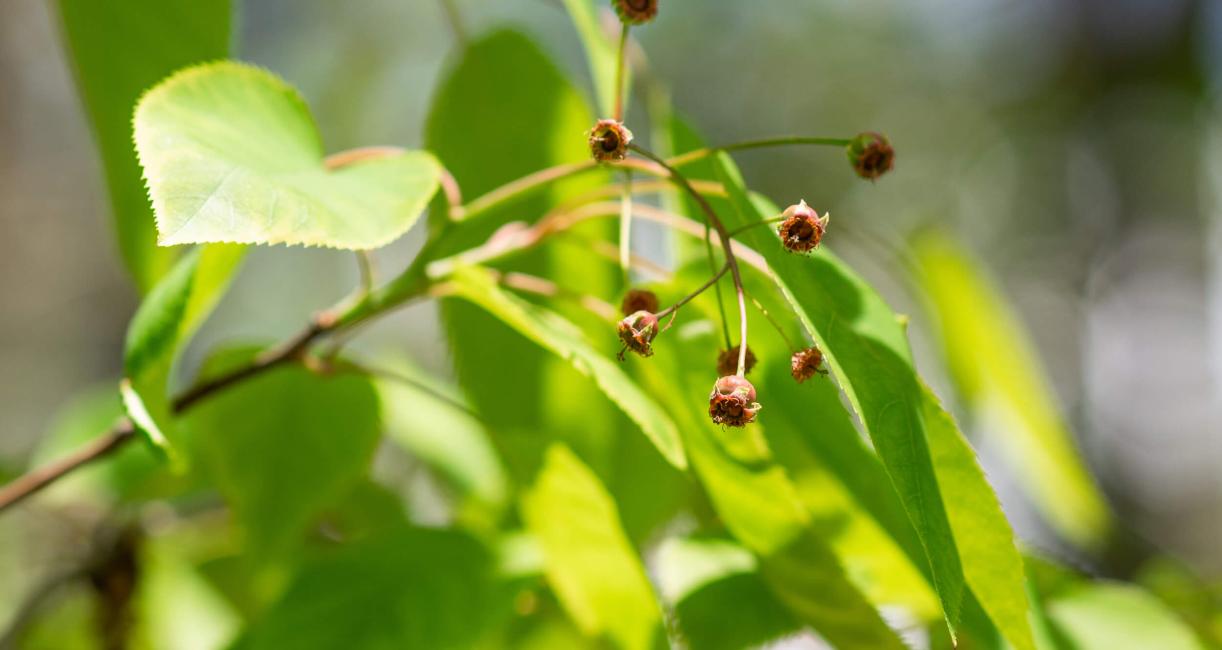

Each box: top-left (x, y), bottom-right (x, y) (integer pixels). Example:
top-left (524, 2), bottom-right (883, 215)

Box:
top-left (708, 375), bottom-right (761, 427)
top-left (791, 346), bottom-right (827, 383)
top-left (777, 200), bottom-right (829, 254)
top-left (621, 288), bottom-right (659, 316)
top-left (613, 0), bottom-right (659, 25)
top-left (617, 310), bottom-right (659, 359)
top-left (716, 345), bottom-right (757, 376)
top-left (588, 119), bottom-right (633, 162)
top-left (847, 132), bottom-right (895, 180)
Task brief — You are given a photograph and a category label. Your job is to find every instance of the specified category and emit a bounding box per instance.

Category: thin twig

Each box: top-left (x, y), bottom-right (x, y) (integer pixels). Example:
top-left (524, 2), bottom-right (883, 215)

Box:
top-left (0, 420), bottom-right (136, 514)
top-left (172, 319), bottom-right (330, 414)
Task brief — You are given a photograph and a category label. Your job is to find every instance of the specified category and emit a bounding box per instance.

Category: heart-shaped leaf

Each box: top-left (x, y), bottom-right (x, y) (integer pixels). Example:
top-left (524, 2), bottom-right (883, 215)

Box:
top-left (134, 61), bottom-right (441, 250)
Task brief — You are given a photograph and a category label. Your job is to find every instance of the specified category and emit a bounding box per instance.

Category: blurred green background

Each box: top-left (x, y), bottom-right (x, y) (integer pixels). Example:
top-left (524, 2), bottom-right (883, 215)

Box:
top-left (0, 0), bottom-right (1218, 640)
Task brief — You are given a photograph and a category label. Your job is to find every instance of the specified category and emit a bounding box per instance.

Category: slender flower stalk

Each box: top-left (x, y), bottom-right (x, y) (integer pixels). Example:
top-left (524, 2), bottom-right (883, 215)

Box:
top-left (455, 135), bottom-right (853, 224)
top-left (628, 143), bottom-right (750, 377)
top-left (668, 136), bottom-right (853, 168)
top-left (614, 24), bottom-right (630, 122)
top-left (654, 264), bottom-right (730, 321)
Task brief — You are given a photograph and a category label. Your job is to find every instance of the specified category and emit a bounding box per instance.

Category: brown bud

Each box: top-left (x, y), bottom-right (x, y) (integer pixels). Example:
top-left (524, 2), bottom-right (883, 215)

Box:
top-left (621, 288), bottom-right (659, 316)
top-left (613, 0), bottom-right (659, 25)
top-left (708, 375), bottom-right (761, 427)
top-left (716, 345), bottom-right (757, 376)
top-left (777, 200), bottom-right (829, 254)
top-left (847, 132), bottom-right (895, 180)
top-left (617, 310), bottom-right (658, 359)
top-left (589, 119), bottom-right (633, 163)
top-left (791, 346), bottom-right (827, 383)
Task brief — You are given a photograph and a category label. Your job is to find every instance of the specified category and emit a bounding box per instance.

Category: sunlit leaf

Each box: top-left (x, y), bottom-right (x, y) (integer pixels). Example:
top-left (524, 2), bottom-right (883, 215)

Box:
top-left (445, 265), bottom-right (685, 469)
top-left (631, 286), bottom-right (907, 650)
top-left (520, 444), bottom-right (663, 650)
top-left (121, 243), bottom-right (245, 453)
top-left (1046, 583), bottom-right (1205, 650)
top-left (55, 0), bottom-right (231, 291)
top-left (912, 232), bottom-right (1115, 552)
top-left (713, 152), bottom-right (1035, 650)
top-left (137, 536), bottom-right (241, 650)
top-left (183, 348), bottom-right (381, 556)
top-left (235, 526), bottom-right (511, 649)
top-left (921, 385), bottom-right (1037, 650)
top-left (134, 61), bottom-right (440, 249)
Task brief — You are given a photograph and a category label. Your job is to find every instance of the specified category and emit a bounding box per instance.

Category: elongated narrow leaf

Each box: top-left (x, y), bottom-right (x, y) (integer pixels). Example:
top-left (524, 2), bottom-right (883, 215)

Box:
top-left (521, 444), bottom-right (662, 650)
top-left (122, 244), bottom-right (245, 452)
top-left (921, 386), bottom-right (1037, 650)
top-left (629, 287), bottom-right (906, 650)
top-left (913, 232), bottom-right (1114, 551)
top-left (712, 153), bottom-right (1035, 650)
top-left (55, 0), bottom-right (231, 291)
top-left (561, 0), bottom-right (625, 117)
top-left (445, 265), bottom-right (685, 469)
top-left (184, 348), bottom-right (381, 556)
top-left (235, 526), bottom-right (511, 649)
top-left (134, 61), bottom-right (440, 249)
top-left (1046, 583), bottom-right (1205, 650)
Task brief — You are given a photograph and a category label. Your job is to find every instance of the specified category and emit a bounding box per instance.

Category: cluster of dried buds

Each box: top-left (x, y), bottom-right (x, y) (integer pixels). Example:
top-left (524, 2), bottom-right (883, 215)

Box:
top-left (591, 0), bottom-right (894, 427)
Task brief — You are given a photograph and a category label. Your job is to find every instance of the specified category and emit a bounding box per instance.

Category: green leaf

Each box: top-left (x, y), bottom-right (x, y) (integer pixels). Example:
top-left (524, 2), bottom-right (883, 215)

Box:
top-left (761, 365), bottom-right (940, 619)
top-left (561, 0), bottom-right (625, 117)
top-left (183, 348), bottom-right (381, 556)
top-left (122, 244), bottom-right (245, 452)
top-left (921, 386), bottom-right (1038, 650)
top-left (657, 537), bottom-right (801, 650)
top-left (236, 526), bottom-right (511, 649)
top-left (134, 61), bottom-right (440, 249)
top-left (445, 265), bottom-right (685, 469)
top-left (912, 232), bottom-right (1114, 551)
top-left (520, 444), bottom-right (663, 650)
top-left (54, 0), bottom-right (231, 292)
top-left (137, 536), bottom-right (241, 650)
top-left (632, 288), bottom-right (906, 650)
top-left (1046, 583), bottom-right (1205, 650)
top-left (712, 152), bottom-right (1035, 650)
top-left (376, 363), bottom-right (507, 508)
